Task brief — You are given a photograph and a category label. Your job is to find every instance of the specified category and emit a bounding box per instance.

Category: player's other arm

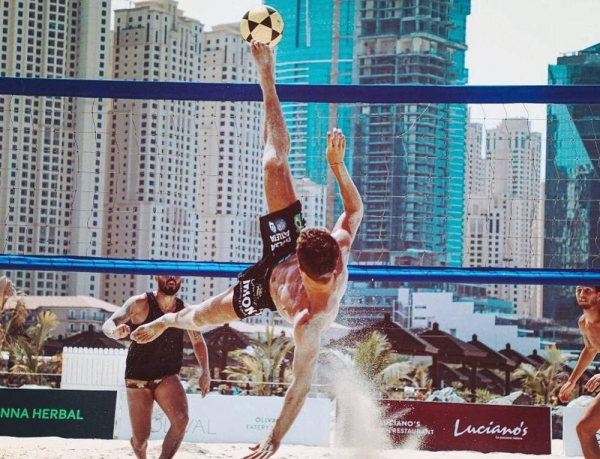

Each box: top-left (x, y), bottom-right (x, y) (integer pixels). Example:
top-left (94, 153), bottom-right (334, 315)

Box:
top-left (102, 294), bottom-right (145, 340)
top-left (187, 327), bottom-right (211, 397)
top-left (559, 326), bottom-right (598, 402)
top-left (327, 129), bottom-right (363, 247)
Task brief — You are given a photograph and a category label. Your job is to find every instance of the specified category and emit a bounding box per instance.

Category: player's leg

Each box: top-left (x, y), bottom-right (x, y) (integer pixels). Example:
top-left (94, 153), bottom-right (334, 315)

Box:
top-left (131, 286), bottom-right (239, 343)
top-left (576, 395), bottom-right (600, 459)
top-left (250, 40), bottom-right (296, 214)
top-left (126, 387), bottom-right (154, 459)
top-left (153, 375), bottom-right (189, 459)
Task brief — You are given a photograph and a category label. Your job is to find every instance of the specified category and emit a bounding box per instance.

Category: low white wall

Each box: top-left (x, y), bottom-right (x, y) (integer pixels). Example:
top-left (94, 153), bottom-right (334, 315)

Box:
top-left (564, 406), bottom-right (588, 457)
top-left (115, 391), bottom-right (331, 447)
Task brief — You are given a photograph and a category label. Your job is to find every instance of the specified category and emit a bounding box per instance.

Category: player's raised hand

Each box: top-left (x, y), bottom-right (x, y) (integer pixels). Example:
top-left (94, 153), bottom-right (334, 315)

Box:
top-left (327, 127), bottom-right (346, 167)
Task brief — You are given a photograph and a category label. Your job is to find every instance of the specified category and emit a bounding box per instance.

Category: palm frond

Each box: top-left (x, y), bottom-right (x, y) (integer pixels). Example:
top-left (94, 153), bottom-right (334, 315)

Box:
top-left (223, 323), bottom-right (296, 395)
top-left (378, 360), bottom-right (415, 385)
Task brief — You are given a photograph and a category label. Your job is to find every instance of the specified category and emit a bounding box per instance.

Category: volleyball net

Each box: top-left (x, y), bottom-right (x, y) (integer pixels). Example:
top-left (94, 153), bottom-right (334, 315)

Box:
top-left (1, 77), bottom-right (600, 314)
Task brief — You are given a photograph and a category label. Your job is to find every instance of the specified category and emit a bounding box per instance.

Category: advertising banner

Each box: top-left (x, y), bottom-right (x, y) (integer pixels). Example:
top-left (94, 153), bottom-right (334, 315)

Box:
top-left (116, 392), bottom-right (331, 446)
top-left (381, 400), bottom-right (551, 455)
top-left (0, 388), bottom-right (117, 439)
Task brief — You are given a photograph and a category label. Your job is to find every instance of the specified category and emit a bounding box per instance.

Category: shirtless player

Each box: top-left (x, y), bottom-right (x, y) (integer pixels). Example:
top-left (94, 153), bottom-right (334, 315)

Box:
top-left (559, 285), bottom-right (600, 459)
top-left (131, 40), bottom-right (363, 459)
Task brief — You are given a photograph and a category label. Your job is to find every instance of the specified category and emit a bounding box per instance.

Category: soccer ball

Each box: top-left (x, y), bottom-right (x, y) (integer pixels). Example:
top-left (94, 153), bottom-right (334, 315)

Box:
top-left (240, 5), bottom-right (284, 48)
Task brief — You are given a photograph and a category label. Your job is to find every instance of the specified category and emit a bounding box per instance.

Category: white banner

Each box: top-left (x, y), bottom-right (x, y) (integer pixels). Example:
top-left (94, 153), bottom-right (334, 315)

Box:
top-left (563, 405), bottom-right (600, 457)
top-left (116, 391), bottom-right (331, 447)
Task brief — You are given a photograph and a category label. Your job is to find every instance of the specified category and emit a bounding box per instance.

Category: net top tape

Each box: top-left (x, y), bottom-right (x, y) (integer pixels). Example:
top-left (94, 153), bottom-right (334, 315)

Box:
top-left (1, 254), bottom-right (599, 285)
top-left (1, 77), bottom-right (600, 103)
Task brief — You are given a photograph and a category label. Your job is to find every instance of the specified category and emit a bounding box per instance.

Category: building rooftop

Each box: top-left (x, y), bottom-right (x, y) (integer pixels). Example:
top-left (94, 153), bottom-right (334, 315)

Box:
top-left (4, 296), bottom-right (119, 313)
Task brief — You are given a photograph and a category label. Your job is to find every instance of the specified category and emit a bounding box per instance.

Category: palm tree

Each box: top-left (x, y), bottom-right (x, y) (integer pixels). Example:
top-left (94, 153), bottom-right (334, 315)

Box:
top-left (0, 292), bottom-right (28, 377)
top-left (0, 276), bottom-right (16, 310)
top-left (452, 381), bottom-right (495, 403)
top-left (0, 279), bottom-right (59, 386)
top-left (512, 345), bottom-right (570, 404)
top-left (406, 362), bottom-right (432, 394)
top-left (324, 331), bottom-right (415, 397)
top-left (0, 276), bottom-right (20, 354)
top-left (223, 324), bottom-right (295, 395)
top-left (7, 309), bottom-right (58, 386)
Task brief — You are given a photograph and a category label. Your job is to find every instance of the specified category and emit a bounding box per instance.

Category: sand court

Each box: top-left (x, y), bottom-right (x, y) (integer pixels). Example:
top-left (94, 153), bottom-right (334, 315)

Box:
top-left (0, 437), bottom-right (569, 459)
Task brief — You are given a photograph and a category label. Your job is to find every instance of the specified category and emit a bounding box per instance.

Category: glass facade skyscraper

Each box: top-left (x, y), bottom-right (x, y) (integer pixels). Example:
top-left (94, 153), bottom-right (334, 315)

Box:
top-left (270, 0), bottom-right (355, 186)
top-left (271, 1), bottom-right (471, 268)
top-left (353, 0), bottom-right (470, 267)
top-left (544, 43), bottom-right (600, 324)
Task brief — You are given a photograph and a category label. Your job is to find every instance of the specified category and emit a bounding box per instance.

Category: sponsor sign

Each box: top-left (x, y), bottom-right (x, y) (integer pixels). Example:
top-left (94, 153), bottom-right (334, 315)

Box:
top-left (381, 400), bottom-right (551, 455)
top-left (116, 392), bottom-right (331, 446)
top-left (0, 388), bottom-right (117, 439)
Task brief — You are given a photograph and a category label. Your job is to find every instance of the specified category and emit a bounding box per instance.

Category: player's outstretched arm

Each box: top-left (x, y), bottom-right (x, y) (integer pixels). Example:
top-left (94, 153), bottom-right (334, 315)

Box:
top-left (327, 128), bottom-right (363, 246)
top-left (130, 306), bottom-right (201, 343)
top-left (243, 318), bottom-right (321, 459)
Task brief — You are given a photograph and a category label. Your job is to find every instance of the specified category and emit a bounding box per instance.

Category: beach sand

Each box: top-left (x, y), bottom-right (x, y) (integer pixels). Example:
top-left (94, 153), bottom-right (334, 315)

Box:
top-left (0, 437), bottom-right (570, 459)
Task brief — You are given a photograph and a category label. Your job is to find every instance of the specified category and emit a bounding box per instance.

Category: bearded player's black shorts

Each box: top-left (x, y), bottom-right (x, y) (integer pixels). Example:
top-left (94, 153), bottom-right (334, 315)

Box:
top-left (232, 200), bottom-right (306, 319)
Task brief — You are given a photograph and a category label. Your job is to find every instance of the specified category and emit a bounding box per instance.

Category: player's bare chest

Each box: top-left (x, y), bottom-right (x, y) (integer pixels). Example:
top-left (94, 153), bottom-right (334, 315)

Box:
top-left (583, 321), bottom-right (600, 348)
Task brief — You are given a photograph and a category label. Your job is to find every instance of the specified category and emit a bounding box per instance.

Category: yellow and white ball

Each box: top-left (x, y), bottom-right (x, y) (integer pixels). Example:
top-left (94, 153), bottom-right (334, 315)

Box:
top-left (240, 5), bottom-right (285, 48)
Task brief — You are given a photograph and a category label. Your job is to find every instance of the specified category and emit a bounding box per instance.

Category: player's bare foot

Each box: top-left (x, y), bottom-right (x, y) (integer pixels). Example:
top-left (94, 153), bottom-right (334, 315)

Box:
top-left (130, 319), bottom-right (168, 344)
top-left (250, 40), bottom-right (274, 81)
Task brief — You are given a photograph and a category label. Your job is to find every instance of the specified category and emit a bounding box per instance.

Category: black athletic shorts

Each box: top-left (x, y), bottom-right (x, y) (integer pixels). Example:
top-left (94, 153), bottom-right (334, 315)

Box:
top-left (232, 200), bottom-right (306, 319)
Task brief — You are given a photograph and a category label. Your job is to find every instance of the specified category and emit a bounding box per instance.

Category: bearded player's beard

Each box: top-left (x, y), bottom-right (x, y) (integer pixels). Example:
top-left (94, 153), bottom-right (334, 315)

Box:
top-left (159, 278), bottom-right (180, 296)
top-left (578, 298), bottom-right (595, 310)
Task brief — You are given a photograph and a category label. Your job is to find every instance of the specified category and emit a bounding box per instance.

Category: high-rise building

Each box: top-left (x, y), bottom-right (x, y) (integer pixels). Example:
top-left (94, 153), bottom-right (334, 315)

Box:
top-left (270, 0), bottom-right (355, 188)
top-left (194, 23), bottom-right (266, 303)
top-left (353, 0), bottom-right (471, 268)
top-left (545, 43), bottom-right (600, 324)
top-left (464, 119), bottom-right (543, 317)
top-left (104, 0), bottom-right (206, 304)
top-left (0, 0), bottom-right (111, 297)
top-left (271, 1), bottom-right (471, 268)
top-left (104, 2), bottom-right (271, 306)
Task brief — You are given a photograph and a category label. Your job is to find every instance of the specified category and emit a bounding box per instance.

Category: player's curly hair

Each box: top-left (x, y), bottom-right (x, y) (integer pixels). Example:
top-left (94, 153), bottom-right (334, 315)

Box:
top-left (296, 227), bottom-right (341, 282)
